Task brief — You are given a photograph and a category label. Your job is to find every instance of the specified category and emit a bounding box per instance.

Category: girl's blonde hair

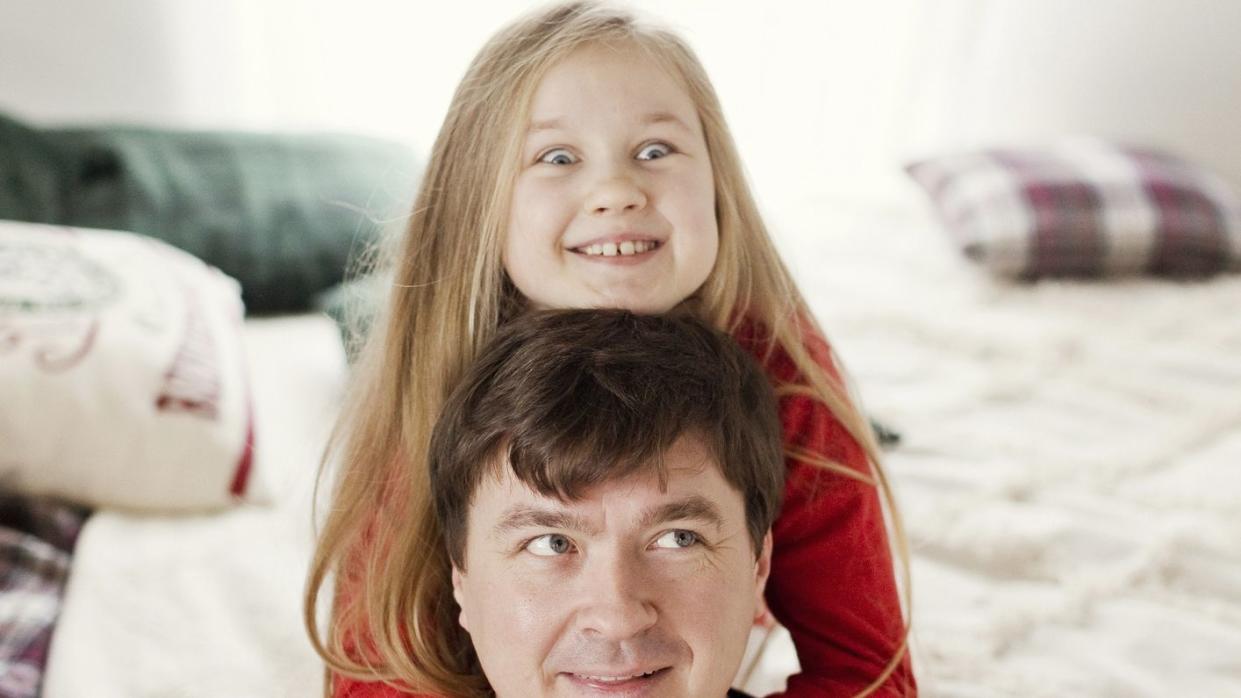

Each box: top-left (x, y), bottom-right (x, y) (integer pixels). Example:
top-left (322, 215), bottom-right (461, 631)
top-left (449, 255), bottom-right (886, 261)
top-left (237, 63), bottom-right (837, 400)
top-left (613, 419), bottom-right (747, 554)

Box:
top-left (305, 3), bottom-right (911, 697)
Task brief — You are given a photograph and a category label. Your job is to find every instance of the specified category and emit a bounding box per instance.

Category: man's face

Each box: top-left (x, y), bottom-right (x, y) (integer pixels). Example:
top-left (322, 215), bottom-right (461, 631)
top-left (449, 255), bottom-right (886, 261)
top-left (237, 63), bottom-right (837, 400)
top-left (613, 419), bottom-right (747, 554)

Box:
top-left (452, 435), bottom-right (771, 697)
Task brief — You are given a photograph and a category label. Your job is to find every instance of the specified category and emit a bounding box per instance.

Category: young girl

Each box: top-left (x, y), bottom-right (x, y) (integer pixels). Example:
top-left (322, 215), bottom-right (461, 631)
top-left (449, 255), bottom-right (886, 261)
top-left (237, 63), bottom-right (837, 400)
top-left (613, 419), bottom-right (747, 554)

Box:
top-left (306, 3), bottom-right (914, 696)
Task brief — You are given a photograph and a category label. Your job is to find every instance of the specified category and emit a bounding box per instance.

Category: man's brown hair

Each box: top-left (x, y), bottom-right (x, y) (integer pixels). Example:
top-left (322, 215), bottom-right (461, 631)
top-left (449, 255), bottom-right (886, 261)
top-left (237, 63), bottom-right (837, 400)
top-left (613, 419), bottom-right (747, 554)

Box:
top-left (429, 308), bottom-right (785, 570)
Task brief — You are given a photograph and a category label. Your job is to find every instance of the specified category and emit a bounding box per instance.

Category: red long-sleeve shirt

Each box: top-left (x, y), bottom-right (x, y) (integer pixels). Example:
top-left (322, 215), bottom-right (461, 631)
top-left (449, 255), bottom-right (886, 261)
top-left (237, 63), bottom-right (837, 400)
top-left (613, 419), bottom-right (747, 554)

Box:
top-left (333, 326), bottom-right (914, 697)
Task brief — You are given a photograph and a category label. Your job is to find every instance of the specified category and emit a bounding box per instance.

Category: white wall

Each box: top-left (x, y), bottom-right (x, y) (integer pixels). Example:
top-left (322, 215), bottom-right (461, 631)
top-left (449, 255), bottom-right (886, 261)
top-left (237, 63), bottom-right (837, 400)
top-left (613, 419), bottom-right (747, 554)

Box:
top-left (0, 0), bottom-right (926, 211)
top-left (903, 0), bottom-right (1241, 196)
top-left (2, 1), bottom-right (1240, 211)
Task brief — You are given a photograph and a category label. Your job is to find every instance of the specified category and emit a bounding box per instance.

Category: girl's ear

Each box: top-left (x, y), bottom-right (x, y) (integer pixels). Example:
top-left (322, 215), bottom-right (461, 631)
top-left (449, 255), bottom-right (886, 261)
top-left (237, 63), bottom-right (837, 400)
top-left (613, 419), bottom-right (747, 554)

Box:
top-left (452, 565), bottom-right (471, 633)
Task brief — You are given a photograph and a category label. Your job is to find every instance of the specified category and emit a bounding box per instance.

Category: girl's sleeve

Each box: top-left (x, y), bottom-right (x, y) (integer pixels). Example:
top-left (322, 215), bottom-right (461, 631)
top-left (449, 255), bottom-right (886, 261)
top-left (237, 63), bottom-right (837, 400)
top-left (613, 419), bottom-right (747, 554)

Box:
top-left (761, 372), bottom-right (915, 696)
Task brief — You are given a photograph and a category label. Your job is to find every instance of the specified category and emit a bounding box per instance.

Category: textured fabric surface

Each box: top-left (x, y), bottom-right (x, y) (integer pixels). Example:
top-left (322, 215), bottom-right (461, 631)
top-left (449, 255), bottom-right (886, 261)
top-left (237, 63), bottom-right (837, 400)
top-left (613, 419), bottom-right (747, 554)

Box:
top-left (905, 140), bottom-right (1241, 279)
top-left (43, 316), bottom-right (347, 698)
top-left (0, 112), bottom-right (418, 313)
top-left (0, 494), bottom-right (88, 698)
top-left (314, 275), bottom-right (387, 364)
top-left (764, 197), bottom-right (1241, 697)
top-left (0, 115), bottom-right (65, 225)
top-left (39, 199), bottom-right (1241, 697)
top-left (51, 126), bottom-right (418, 314)
top-left (0, 221), bottom-right (259, 511)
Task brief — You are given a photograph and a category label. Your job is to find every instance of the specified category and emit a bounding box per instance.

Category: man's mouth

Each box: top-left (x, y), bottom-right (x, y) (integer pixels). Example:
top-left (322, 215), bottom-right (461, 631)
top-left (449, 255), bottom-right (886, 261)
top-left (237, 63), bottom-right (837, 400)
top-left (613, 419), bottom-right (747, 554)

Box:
top-left (562, 666), bottom-right (671, 691)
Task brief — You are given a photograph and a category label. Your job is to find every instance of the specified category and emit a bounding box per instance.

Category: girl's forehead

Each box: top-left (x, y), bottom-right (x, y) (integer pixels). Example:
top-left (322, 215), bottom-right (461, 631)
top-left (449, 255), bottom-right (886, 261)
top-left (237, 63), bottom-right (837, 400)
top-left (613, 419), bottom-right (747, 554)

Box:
top-left (527, 43), bottom-right (698, 131)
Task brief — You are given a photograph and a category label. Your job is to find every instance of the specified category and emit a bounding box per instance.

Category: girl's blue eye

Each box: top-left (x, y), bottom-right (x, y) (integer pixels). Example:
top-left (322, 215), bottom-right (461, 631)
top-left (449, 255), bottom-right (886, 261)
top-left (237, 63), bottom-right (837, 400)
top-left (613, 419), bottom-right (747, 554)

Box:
top-left (652, 529), bottom-right (700, 549)
top-left (637, 143), bottom-right (672, 161)
top-left (538, 148), bottom-right (576, 165)
top-left (526, 533), bottom-right (574, 556)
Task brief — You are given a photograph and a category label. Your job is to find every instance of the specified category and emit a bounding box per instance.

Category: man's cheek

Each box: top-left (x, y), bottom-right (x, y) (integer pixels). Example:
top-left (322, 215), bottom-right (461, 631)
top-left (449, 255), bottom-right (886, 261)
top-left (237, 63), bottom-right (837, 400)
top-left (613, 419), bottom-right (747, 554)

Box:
top-left (510, 579), bottom-right (568, 630)
top-left (477, 565), bottom-right (567, 635)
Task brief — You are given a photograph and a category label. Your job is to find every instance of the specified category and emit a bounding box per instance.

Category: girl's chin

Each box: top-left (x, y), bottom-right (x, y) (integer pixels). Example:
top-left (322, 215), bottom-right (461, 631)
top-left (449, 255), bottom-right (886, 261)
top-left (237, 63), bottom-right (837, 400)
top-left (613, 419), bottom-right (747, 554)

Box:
top-left (587, 296), bottom-right (679, 315)
top-left (527, 290), bottom-right (680, 315)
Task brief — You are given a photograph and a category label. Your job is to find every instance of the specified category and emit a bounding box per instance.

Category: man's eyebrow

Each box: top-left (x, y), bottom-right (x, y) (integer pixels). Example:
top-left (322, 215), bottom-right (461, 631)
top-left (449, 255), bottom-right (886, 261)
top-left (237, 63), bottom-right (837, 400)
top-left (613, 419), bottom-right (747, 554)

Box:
top-left (489, 494), bottom-right (726, 539)
top-left (527, 111), bottom-right (693, 134)
top-left (638, 495), bottom-right (725, 533)
top-left (491, 506), bottom-right (599, 539)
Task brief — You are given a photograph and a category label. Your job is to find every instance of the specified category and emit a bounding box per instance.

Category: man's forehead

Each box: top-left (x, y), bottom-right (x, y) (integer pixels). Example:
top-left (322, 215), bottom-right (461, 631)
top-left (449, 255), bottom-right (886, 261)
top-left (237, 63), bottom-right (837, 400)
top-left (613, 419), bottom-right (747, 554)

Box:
top-left (490, 453), bottom-right (717, 498)
top-left (473, 453), bottom-right (739, 540)
top-left (481, 432), bottom-right (721, 498)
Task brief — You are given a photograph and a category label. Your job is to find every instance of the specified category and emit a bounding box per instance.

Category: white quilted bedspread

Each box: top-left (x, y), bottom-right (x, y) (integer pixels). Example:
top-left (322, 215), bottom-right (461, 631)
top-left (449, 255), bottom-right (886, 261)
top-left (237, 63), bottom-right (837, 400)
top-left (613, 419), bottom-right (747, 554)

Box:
top-left (45, 192), bottom-right (1241, 697)
top-left (45, 316), bottom-right (345, 698)
top-left (746, 193), bottom-right (1241, 697)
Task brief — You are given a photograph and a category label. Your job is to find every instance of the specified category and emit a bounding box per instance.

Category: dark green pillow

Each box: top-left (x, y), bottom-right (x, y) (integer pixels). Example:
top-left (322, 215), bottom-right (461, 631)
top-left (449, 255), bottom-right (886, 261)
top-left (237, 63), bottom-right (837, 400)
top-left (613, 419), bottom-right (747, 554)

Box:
top-left (0, 113), bottom-right (66, 224)
top-left (47, 127), bottom-right (418, 314)
top-left (0, 112), bottom-right (418, 314)
top-left (314, 273), bottom-right (386, 363)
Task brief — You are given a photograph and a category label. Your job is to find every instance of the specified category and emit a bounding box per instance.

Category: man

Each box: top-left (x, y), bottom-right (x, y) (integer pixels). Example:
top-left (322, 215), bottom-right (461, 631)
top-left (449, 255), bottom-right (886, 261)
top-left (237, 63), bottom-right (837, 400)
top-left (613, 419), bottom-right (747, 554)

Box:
top-left (428, 309), bottom-right (787, 697)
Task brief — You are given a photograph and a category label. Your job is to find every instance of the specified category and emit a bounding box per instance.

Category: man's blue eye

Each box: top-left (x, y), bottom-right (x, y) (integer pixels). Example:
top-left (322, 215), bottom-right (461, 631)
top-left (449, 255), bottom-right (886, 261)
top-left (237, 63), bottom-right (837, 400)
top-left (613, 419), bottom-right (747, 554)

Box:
top-left (539, 149), bottom-right (576, 165)
top-left (526, 533), bottom-right (574, 556)
top-left (652, 529), bottom-right (700, 549)
top-left (637, 143), bottom-right (672, 161)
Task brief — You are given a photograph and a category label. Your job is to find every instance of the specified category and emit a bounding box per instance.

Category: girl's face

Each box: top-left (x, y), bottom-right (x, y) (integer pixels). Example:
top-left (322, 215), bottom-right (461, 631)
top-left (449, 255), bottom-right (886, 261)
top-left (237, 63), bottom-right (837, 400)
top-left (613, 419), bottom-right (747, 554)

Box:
top-left (504, 42), bottom-right (719, 314)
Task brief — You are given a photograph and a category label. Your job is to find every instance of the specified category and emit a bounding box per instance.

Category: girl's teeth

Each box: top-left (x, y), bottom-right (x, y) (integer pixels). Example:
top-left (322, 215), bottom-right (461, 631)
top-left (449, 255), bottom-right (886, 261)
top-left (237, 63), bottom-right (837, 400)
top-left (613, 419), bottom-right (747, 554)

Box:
top-left (579, 241), bottom-right (656, 257)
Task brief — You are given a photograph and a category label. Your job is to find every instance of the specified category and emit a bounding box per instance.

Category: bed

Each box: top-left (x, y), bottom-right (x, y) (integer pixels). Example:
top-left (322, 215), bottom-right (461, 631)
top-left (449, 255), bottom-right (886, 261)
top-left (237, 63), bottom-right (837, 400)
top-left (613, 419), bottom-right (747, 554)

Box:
top-left (15, 187), bottom-right (1234, 697)
top-left (748, 194), bottom-right (1241, 696)
top-left (4, 2), bottom-right (1241, 693)
top-left (39, 315), bottom-right (344, 697)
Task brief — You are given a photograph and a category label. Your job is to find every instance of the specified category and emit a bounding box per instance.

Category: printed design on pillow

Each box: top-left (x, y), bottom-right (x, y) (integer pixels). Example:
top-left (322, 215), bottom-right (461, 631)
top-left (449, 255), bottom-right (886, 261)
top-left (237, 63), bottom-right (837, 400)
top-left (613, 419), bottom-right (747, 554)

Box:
top-left (0, 319), bottom-right (100, 375)
top-left (0, 240), bottom-right (120, 374)
top-left (0, 221), bottom-right (262, 510)
top-left (229, 411), bottom-right (255, 498)
top-left (155, 281), bottom-right (221, 420)
top-left (0, 238), bottom-right (120, 313)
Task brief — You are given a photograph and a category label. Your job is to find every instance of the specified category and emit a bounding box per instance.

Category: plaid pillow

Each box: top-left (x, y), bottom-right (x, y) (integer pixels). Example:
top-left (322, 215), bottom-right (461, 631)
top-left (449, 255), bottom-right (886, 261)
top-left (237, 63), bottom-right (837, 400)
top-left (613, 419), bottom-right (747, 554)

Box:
top-left (0, 494), bottom-right (89, 698)
top-left (905, 140), bottom-right (1241, 278)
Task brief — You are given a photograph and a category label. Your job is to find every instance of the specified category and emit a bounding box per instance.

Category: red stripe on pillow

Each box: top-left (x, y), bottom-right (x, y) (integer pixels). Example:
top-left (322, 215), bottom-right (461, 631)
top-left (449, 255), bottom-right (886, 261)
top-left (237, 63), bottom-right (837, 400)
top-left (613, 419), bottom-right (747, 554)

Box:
top-left (229, 404), bottom-right (256, 497)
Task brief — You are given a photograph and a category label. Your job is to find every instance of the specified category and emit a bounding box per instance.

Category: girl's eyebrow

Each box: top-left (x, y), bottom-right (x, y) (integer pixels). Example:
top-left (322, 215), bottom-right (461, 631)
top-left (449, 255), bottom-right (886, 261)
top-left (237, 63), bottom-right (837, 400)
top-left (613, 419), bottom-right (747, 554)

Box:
top-left (527, 111), bottom-right (692, 135)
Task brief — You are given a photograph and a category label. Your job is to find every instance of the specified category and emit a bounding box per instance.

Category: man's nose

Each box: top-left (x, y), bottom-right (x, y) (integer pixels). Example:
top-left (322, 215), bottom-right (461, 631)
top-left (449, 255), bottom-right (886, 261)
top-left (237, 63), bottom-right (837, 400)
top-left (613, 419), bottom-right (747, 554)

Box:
top-left (574, 551), bottom-right (658, 641)
top-left (583, 166), bottom-right (648, 217)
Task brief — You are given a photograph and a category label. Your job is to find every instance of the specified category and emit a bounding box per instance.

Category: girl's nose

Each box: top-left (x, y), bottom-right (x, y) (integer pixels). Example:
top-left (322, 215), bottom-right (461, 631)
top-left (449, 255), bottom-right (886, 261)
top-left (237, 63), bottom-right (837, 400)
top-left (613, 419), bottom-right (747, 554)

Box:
top-left (574, 553), bottom-right (658, 641)
top-left (583, 175), bottom-right (648, 217)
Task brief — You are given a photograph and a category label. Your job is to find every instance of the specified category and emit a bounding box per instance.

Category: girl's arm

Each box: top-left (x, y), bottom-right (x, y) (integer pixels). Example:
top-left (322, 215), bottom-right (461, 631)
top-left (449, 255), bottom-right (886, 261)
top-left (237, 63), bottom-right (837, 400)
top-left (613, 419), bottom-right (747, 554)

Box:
top-left (761, 381), bottom-right (915, 697)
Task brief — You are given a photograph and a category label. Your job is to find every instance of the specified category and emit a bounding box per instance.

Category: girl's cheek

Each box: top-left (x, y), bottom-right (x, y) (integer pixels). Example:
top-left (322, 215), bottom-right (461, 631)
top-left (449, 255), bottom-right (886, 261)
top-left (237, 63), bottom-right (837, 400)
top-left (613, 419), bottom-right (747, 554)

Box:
top-left (514, 181), bottom-right (568, 230)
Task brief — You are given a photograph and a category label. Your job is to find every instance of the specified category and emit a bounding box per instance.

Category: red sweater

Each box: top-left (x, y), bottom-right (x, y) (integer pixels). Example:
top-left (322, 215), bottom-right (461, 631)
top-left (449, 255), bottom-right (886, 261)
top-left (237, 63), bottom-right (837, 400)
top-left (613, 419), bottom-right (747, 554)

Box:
top-left (333, 327), bottom-right (915, 697)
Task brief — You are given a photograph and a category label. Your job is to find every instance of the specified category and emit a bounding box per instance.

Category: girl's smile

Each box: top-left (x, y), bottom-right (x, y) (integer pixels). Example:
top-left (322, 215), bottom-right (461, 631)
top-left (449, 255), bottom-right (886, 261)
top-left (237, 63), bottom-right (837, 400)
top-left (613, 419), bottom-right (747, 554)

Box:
top-left (504, 41), bottom-right (719, 313)
top-left (570, 234), bottom-right (664, 265)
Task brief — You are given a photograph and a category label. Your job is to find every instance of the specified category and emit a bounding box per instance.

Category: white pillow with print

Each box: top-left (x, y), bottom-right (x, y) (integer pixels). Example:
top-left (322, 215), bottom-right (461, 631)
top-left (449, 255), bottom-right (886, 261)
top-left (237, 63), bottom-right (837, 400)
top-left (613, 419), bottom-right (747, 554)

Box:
top-left (0, 221), bottom-right (266, 511)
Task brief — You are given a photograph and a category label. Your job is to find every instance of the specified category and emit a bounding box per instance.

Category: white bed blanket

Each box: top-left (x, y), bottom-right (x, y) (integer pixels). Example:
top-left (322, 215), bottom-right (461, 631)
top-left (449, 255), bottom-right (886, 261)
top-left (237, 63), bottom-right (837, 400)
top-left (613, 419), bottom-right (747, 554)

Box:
top-left (745, 194), bottom-right (1241, 697)
top-left (45, 316), bottom-right (345, 698)
top-left (44, 194), bottom-right (1241, 697)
